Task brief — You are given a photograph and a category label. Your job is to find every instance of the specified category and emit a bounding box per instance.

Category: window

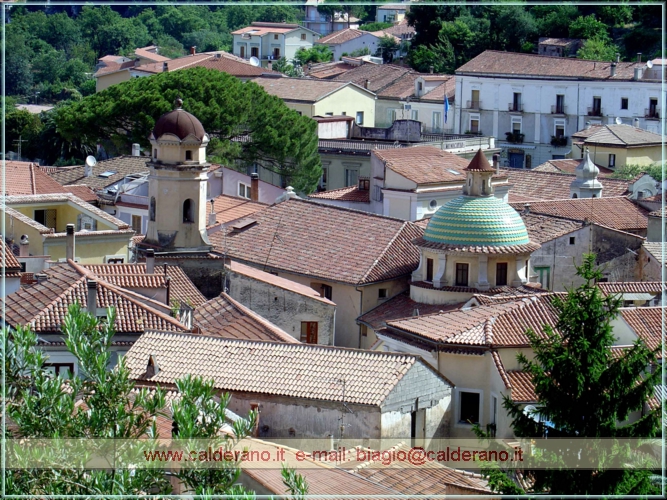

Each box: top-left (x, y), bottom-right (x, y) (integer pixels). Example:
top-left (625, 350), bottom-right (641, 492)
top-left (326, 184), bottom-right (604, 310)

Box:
top-left (417, 81), bottom-right (423, 91)
top-left (185, 150), bottom-right (192, 161)
top-left (512, 92), bottom-right (522, 112)
top-left (251, 47), bottom-right (259, 58)
top-left (321, 167), bottom-right (327, 187)
top-left (432, 111), bottom-right (442, 131)
top-left (569, 236), bottom-right (576, 245)
top-left (388, 109), bottom-right (397, 122)
top-left (469, 115), bottom-right (480, 133)
top-left (300, 322), bottom-right (318, 343)
top-left (378, 288), bottom-right (388, 299)
top-left (183, 199), bottom-right (195, 223)
top-left (341, 111), bottom-right (346, 116)
top-left (470, 89), bottom-right (480, 109)
top-left (153, 149), bottom-right (157, 158)
top-left (511, 117), bottom-right (522, 134)
top-left (411, 109), bottom-right (418, 120)
top-left (373, 185), bottom-right (383, 202)
top-left (429, 199), bottom-right (438, 210)
top-left (572, 192), bottom-right (578, 198)
top-left (131, 215), bottom-right (142, 233)
top-left (535, 266), bottom-right (550, 289)
top-left (273, 47), bottom-right (280, 58)
top-left (34, 209), bottom-right (57, 229)
top-left (496, 262), bottom-right (508, 286)
top-left (459, 391), bottom-right (480, 424)
top-left (648, 98), bottom-right (658, 117)
top-left (592, 96), bottom-right (601, 115)
top-left (491, 395), bottom-right (498, 426)
top-left (238, 182), bottom-right (251, 199)
top-left (345, 169), bottom-right (359, 187)
top-left (325, 112), bottom-right (334, 117)
top-left (555, 94), bottom-right (565, 114)
top-left (455, 263), bottom-right (469, 287)
top-left (554, 119), bottom-right (565, 138)
top-left (274, 34), bottom-right (279, 40)
top-left (426, 258), bottom-right (434, 282)
top-left (355, 111), bottom-right (364, 125)
top-left (525, 154), bottom-right (532, 169)
top-left (240, 46), bottom-right (245, 58)
top-left (621, 97), bottom-right (628, 110)
top-left (320, 284), bottom-right (332, 300)
top-left (609, 154), bottom-right (616, 168)
top-left (44, 363), bottom-right (74, 378)
top-left (301, 33), bottom-right (307, 41)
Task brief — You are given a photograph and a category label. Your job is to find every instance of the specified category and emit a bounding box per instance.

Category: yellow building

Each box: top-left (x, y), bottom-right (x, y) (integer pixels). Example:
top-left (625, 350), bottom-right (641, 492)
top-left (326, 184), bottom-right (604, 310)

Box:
top-left (3, 193), bottom-right (134, 263)
top-left (251, 76), bottom-right (377, 126)
top-left (571, 124), bottom-right (663, 169)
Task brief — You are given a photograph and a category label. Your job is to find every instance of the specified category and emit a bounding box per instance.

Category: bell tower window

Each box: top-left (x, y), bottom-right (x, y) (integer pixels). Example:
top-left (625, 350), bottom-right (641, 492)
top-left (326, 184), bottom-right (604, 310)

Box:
top-left (183, 199), bottom-right (195, 223)
top-left (149, 197), bottom-right (156, 221)
top-left (185, 150), bottom-right (192, 161)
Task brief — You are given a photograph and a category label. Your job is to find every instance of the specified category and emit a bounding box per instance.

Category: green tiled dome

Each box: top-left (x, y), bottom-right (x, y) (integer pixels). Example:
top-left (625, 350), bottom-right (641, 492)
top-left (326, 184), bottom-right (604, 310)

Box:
top-left (424, 196), bottom-right (530, 247)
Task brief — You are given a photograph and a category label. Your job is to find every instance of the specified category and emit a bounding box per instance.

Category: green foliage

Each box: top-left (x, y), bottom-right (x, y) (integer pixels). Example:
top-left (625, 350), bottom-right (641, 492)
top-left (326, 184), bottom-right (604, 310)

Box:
top-left (408, 45), bottom-right (450, 74)
top-left (569, 15), bottom-right (610, 42)
top-left (295, 45), bottom-right (333, 65)
top-left (358, 21), bottom-right (393, 32)
top-left (349, 47), bottom-right (371, 57)
top-left (610, 163), bottom-right (665, 182)
top-left (492, 255), bottom-right (662, 495)
top-left (577, 39), bottom-right (620, 61)
top-left (53, 67), bottom-right (321, 193)
top-left (375, 35), bottom-right (399, 63)
top-left (5, 109), bottom-right (44, 159)
top-left (282, 464), bottom-right (309, 499)
top-left (598, 4), bottom-right (633, 27)
top-left (272, 57), bottom-right (303, 78)
top-left (531, 5), bottom-right (580, 39)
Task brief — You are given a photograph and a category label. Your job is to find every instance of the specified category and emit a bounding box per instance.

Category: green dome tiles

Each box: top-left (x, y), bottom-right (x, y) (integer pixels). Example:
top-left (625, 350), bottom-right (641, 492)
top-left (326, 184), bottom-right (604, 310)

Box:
top-left (424, 196), bottom-right (531, 247)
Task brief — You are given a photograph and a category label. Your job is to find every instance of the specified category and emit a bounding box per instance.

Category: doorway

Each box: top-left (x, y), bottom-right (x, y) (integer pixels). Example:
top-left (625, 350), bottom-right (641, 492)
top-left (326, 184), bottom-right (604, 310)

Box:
top-left (410, 406), bottom-right (426, 447)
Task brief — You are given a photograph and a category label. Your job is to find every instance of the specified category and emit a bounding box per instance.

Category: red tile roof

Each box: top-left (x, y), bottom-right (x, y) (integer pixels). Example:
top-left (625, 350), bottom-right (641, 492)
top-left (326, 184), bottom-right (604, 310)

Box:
top-left (620, 306), bottom-right (664, 358)
top-left (307, 61), bottom-right (358, 79)
top-left (210, 199), bottom-right (423, 285)
top-left (520, 213), bottom-right (583, 244)
top-left (317, 28), bottom-right (367, 45)
top-left (1, 241), bottom-right (22, 274)
top-left (598, 281), bottom-right (666, 296)
top-left (231, 22), bottom-right (300, 35)
top-left (253, 77), bottom-right (361, 103)
top-left (510, 197), bottom-right (648, 232)
top-left (506, 371), bottom-right (538, 403)
top-left (457, 50), bottom-right (655, 81)
top-left (533, 159), bottom-right (614, 176)
top-left (63, 185), bottom-right (98, 203)
top-left (332, 63), bottom-right (411, 93)
top-left (193, 293), bottom-right (298, 343)
top-left (308, 185), bottom-right (370, 203)
top-left (207, 194), bottom-right (268, 228)
top-left (4, 161), bottom-right (69, 196)
top-left (358, 291), bottom-right (459, 331)
top-left (373, 146), bottom-right (471, 185)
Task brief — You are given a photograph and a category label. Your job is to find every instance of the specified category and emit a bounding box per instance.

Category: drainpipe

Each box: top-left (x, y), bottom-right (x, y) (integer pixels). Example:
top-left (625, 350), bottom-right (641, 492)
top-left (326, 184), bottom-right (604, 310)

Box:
top-left (355, 285), bottom-right (363, 348)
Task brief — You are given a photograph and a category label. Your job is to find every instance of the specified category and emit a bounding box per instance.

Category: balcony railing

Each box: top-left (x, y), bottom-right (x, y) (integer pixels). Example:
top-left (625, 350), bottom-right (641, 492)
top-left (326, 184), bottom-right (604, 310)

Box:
top-left (587, 107), bottom-right (602, 117)
top-left (508, 103), bottom-right (523, 112)
top-left (551, 135), bottom-right (568, 147)
top-left (466, 100), bottom-right (481, 110)
top-left (505, 132), bottom-right (525, 144)
top-left (551, 105), bottom-right (567, 115)
top-left (645, 108), bottom-right (660, 119)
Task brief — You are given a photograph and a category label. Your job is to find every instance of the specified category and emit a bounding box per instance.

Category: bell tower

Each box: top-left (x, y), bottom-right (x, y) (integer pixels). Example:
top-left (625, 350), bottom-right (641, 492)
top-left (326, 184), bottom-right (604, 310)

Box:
top-left (143, 99), bottom-right (212, 252)
top-left (462, 148), bottom-right (495, 197)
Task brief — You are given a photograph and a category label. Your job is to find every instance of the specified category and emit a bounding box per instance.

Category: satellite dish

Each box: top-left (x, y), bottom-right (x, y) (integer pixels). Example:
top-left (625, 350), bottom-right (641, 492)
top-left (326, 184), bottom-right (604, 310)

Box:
top-left (646, 60), bottom-right (654, 69)
top-left (615, 116), bottom-right (623, 125)
top-left (85, 156), bottom-right (97, 168)
top-left (249, 56), bottom-right (260, 67)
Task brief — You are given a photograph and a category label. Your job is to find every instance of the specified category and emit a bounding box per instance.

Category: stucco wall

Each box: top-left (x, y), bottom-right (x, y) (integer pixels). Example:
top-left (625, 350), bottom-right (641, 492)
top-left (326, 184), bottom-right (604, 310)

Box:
top-left (96, 70), bottom-right (131, 92)
top-left (227, 270), bottom-right (336, 345)
top-left (313, 86), bottom-right (376, 127)
top-left (320, 153), bottom-right (371, 191)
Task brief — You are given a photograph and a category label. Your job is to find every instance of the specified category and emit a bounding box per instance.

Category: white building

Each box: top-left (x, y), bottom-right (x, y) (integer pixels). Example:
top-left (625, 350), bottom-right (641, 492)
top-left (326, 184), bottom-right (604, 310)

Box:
top-left (231, 22), bottom-right (320, 67)
top-left (316, 29), bottom-right (382, 62)
top-left (454, 51), bottom-right (662, 169)
top-left (303, 0), bottom-right (360, 36)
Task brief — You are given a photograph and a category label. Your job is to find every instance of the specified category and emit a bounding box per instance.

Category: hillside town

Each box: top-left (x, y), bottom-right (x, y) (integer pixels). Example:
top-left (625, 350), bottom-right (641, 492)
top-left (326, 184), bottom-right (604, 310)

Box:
top-left (2, 2), bottom-right (665, 497)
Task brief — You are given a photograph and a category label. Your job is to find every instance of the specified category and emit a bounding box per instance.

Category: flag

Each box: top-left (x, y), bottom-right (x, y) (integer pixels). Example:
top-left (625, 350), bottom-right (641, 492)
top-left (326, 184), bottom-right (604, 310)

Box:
top-left (444, 97), bottom-right (450, 125)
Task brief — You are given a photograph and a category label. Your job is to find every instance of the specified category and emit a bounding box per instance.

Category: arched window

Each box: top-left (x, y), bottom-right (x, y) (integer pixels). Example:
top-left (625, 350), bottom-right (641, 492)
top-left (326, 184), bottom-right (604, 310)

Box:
top-left (149, 197), bottom-right (156, 221)
top-left (153, 149), bottom-right (157, 158)
top-left (572, 193), bottom-right (578, 199)
top-left (185, 150), bottom-right (192, 161)
top-left (591, 194), bottom-right (596, 198)
top-left (183, 199), bottom-right (195, 223)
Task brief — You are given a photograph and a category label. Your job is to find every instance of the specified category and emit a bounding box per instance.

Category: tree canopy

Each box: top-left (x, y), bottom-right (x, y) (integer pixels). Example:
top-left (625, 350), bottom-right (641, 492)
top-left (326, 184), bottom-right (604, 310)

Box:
top-left (53, 67), bottom-right (321, 193)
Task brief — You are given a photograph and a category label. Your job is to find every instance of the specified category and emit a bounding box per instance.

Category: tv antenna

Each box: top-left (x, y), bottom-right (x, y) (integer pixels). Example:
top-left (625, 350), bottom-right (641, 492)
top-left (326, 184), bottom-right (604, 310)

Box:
top-left (13, 136), bottom-right (28, 160)
top-left (249, 56), bottom-right (261, 67)
top-left (615, 116), bottom-right (622, 125)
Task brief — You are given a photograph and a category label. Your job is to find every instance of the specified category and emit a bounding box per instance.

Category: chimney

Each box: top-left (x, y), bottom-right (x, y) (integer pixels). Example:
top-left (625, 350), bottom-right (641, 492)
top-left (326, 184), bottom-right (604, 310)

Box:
top-left (637, 52), bottom-right (642, 63)
top-left (86, 279), bottom-right (97, 316)
top-left (35, 273), bottom-right (48, 284)
top-left (610, 62), bottom-right (616, 77)
top-left (208, 199), bottom-right (216, 226)
top-left (250, 173), bottom-right (259, 202)
top-left (163, 61), bottom-right (168, 72)
top-left (165, 276), bottom-right (171, 307)
top-left (585, 121), bottom-right (591, 130)
top-left (190, 46), bottom-right (196, 56)
top-left (146, 249), bottom-right (155, 274)
top-left (364, 79), bottom-right (370, 90)
top-left (616, 53), bottom-right (620, 63)
top-left (429, 65), bottom-right (434, 74)
top-left (267, 60), bottom-right (273, 71)
top-left (493, 154), bottom-right (500, 174)
top-left (523, 203), bottom-right (531, 214)
top-left (66, 224), bottom-right (75, 261)
top-left (19, 234), bottom-right (29, 257)
top-left (633, 67), bottom-right (643, 81)
top-left (132, 143), bottom-right (141, 156)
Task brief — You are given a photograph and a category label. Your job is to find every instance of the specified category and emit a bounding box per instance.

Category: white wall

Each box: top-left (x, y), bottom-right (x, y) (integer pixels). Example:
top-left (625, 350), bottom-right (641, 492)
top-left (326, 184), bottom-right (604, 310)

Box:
top-left (320, 32), bottom-right (380, 61)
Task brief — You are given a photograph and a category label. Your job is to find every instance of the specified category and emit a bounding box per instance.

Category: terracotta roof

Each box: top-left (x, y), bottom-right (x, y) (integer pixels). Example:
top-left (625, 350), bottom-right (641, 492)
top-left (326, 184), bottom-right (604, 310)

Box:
top-left (457, 50), bottom-right (655, 81)
top-left (510, 197), bottom-right (649, 232)
top-left (520, 213), bottom-right (583, 244)
top-left (414, 236), bottom-right (541, 255)
top-left (207, 195), bottom-right (267, 227)
top-left (643, 243), bottom-right (665, 266)
top-left (94, 59), bottom-right (136, 77)
top-left (421, 79), bottom-right (456, 102)
top-left (492, 351), bottom-right (512, 389)
top-left (583, 125), bottom-right (663, 147)
top-left (3, 206), bottom-right (53, 234)
top-left (1, 263), bottom-right (188, 334)
top-left (210, 199), bottom-right (423, 285)
top-left (349, 443), bottom-right (491, 495)
top-left (373, 146), bottom-right (471, 185)
top-left (227, 261), bottom-right (334, 305)
top-left (5, 193), bottom-right (130, 229)
top-left (506, 371), bottom-right (538, 403)
top-left (82, 263), bottom-right (207, 308)
top-left (63, 185), bottom-right (98, 202)
top-left (252, 77), bottom-right (365, 103)
top-left (134, 46), bottom-right (170, 62)
top-left (152, 107), bottom-right (206, 141)
top-left (377, 19), bottom-right (415, 38)
top-left (598, 281), bottom-right (666, 296)
top-left (572, 124), bottom-right (606, 140)
top-left (465, 148), bottom-right (495, 172)
top-left (539, 37), bottom-right (581, 46)
top-left (386, 295), bottom-right (560, 347)
top-left (307, 61), bottom-right (357, 79)
top-left (358, 291), bottom-right (459, 331)
top-left (231, 22), bottom-right (300, 35)
top-left (135, 54), bottom-right (216, 74)
top-left (376, 72), bottom-right (420, 99)
top-left (193, 293), bottom-right (298, 342)
top-left (533, 159), bottom-right (614, 176)
top-left (620, 306), bottom-right (664, 358)
top-left (317, 28), bottom-right (367, 45)
top-left (125, 331), bottom-right (447, 405)
top-left (308, 185), bottom-right (370, 203)
top-left (194, 54), bottom-right (280, 77)
top-left (47, 156), bottom-right (150, 191)
top-left (648, 207), bottom-right (664, 217)
top-left (332, 63), bottom-right (411, 93)
top-left (3, 161), bottom-right (68, 196)
top-left (647, 385), bottom-right (665, 411)
top-left (503, 168), bottom-right (630, 203)
top-left (1, 241), bottom-right (22, 272)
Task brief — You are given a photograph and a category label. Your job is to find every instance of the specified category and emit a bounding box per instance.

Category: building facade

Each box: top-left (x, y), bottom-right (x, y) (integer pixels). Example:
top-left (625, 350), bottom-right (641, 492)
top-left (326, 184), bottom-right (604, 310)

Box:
top-left (231, 23), bottom-right (320, 67)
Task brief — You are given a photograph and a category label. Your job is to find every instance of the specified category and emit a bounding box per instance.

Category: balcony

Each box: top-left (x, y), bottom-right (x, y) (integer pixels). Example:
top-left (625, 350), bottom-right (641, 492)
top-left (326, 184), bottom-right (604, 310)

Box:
top-left (551, 135), bottom-right (568, 147)
top-left (508, 103), bottom-right (523, 113)
top-left (551, 105), bottom-right (567, 115)
top-left (645, 108), bottom-right (660, 119)
top-left (466, 100), bottom-right (481, 110)
top-left (505, 132), bottom-right (525, 144)
top-left (587, 107), bottom-right (603, 117)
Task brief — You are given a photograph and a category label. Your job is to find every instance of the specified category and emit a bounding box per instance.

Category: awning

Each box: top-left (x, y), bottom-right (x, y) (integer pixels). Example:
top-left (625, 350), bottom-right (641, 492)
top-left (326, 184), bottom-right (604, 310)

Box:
top-left (498, 143), bottom-right (536, 150)
top-left (619, 293), bottom-right (655, 301)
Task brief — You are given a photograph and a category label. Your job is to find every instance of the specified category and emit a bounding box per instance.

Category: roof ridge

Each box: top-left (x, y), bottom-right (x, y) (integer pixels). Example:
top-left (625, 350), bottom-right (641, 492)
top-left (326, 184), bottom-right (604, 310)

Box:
top-left (29, 163), bottom-right (37, 194)
top-left (289, 198), bottom-right (411, 224)
top-left (30, 275), bottom-right (88, 327)
top-left (491, 351), bottom-right (512, 389)
top-left (359, 221), bottom-right (409, 284)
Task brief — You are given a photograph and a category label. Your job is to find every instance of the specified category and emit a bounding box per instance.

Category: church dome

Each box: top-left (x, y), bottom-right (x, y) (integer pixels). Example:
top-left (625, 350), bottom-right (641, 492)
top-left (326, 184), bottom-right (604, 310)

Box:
top-left (423, 195), bottom-right (531, 247)
top-left (152, 99), bottom-right (207, 141)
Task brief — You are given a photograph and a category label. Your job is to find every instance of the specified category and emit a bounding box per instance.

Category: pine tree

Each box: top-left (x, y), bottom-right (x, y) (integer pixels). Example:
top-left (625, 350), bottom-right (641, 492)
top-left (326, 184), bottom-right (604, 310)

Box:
top-left (482, 254), bottom-right (662, 495)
